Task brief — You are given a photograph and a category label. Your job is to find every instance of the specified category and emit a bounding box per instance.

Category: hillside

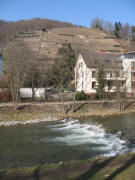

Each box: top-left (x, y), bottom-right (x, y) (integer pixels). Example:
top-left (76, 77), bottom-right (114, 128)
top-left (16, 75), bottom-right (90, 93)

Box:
top-left (3, 25), bottom-right (135, 69)
top-left (118, 39), bottom-right (135, 52)
top-left (0, 18), bottom-right (76, 47)
top-left (14, 27), bottom-right (123, 67)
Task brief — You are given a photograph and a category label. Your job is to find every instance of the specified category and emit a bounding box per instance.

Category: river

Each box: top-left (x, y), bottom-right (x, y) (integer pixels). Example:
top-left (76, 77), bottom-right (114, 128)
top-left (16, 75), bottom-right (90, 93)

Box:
top-left (0, 113), bottom-right (135, 169)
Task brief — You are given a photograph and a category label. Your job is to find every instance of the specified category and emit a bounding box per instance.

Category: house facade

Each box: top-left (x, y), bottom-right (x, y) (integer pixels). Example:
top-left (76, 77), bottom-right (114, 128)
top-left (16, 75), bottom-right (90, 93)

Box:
top-left (75, 51), bottom-right (135, 96)
top-left (119, 52), bottom-right (135, 94)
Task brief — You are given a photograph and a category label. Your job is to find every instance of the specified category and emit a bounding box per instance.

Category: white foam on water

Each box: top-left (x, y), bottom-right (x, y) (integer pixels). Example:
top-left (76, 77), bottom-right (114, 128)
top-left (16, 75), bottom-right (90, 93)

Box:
top-left (0, 117), bottom-right (58, 126)
top-left (46, 119), bottom-right (128, 157)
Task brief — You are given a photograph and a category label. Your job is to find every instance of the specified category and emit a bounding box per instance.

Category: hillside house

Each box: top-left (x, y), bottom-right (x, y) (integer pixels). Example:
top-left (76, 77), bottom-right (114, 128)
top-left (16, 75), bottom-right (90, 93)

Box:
top-left (75, 51), bottom-right (135, 96)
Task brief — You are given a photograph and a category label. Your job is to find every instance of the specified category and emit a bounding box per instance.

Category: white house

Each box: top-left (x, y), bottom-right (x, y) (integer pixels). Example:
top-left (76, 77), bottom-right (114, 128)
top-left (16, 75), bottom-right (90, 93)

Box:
top-left (75, 51), bottom-right (135, 96)
top-left (118, 51), bottom-right (135, 94)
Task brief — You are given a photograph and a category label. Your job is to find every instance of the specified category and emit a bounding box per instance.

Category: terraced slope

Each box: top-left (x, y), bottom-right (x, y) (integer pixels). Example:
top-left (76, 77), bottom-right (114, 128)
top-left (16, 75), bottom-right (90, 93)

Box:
top-left (15, 27), bottom-right (123, 66)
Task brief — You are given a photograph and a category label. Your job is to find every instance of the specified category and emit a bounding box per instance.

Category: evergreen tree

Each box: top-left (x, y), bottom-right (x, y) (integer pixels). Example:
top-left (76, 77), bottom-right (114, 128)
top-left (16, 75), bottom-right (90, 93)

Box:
top-left (49, 43), bottom-right (76, 89)
top-left (48, 43), bottom-right (76, 113)
top-left (114, 21), bottom-right (122, 38)
top-left (132, 26), bottom-right (135, 41)
top-left (114, 22), bottom-right (119, 38)
top-left (95, 64), bottom-right (106, 100)
top-left (118, 21), bottom-right (123, 35)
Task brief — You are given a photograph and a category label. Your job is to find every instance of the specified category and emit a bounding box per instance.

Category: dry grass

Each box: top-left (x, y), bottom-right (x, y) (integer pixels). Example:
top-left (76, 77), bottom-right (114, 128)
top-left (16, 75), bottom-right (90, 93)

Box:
top-left (0, 101), bottom-right (135, 123)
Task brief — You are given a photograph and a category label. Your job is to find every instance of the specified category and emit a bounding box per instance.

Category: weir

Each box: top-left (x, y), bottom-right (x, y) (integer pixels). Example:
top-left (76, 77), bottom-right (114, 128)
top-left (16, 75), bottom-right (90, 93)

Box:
top-left (45, 119), bottom-right (127, 157)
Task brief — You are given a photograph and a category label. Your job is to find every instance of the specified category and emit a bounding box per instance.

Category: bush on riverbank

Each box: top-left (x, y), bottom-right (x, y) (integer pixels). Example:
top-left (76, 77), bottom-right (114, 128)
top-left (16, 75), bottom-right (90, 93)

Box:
top-left (75, 90), bottom-right (88, 100)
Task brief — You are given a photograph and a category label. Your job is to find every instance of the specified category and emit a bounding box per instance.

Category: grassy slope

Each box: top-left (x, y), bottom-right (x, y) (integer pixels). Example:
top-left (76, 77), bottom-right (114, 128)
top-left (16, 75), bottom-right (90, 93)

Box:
top-left (1, 153), bottom-right (135, 180)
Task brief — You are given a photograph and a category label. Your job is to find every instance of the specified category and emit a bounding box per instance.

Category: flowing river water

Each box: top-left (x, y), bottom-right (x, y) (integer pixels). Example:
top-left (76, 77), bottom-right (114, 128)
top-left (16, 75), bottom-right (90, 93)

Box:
top-left (0, 113), bottom-right (135, 169)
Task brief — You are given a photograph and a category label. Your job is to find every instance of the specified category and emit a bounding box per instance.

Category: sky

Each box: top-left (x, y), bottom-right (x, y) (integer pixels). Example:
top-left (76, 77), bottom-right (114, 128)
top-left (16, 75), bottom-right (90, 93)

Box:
top-left (0, 0), bottom-right (135, 27)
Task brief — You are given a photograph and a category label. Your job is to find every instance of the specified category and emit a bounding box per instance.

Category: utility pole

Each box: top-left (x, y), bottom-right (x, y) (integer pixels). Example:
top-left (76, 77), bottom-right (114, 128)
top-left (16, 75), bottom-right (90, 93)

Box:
top-left (37, 28), bottom-right (47, 60)
top-left (37, 28), bottom-right (48, 100)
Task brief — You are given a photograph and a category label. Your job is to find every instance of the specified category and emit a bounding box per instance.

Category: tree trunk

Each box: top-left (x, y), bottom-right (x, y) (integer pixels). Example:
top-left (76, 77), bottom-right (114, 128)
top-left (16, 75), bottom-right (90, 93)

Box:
top-left (32, 73), bottom-right (35, 101)
top-left (72, 92), bottom-right (76, 113)
top-left (32, 87), bottom-right (35, 102)
top-left (16, 76), bottom-right (20, 110)
top-left (10, 79), bottom-right (16, 112)
top-left (60, 90), bottom-right (65, 113)
top-left (100, 93), bottom-right (103, 115)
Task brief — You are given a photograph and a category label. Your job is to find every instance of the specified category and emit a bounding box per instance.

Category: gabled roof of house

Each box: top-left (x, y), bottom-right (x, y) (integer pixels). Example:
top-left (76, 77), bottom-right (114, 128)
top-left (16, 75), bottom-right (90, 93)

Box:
top-left (79, 50), bottom-right (122, 70)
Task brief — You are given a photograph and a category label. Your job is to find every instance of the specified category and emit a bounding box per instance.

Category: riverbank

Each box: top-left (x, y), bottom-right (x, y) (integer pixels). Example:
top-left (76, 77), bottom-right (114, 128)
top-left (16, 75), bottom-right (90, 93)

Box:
top-left (0, 101), bottom-right (135, 126)
top-left (0, 152), bottom-right (135, 180)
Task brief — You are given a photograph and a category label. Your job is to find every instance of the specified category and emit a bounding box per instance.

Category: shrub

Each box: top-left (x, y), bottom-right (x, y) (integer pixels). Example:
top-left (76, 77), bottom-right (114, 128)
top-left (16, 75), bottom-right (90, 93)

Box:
top-left (75, 90), bottom-right (87, 100)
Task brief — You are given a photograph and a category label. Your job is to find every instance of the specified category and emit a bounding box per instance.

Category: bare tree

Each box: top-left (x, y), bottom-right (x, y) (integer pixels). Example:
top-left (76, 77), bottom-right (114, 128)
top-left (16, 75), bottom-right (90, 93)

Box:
top-left (3, 40), bottom-right (35, 110)
top-left (104, 21), bottom-right (114, 34)
top-left (112, 68), bottom-right (130, 111)
top-left (91, 18), bottom-right (114, 35)
top-left (24, 61), bottom-right (41, 101)
top-left (115, 78), bottom-right (126, 111)
top-left (91, 18), bottom-right (103, 30)
top-left (122, 23), bottom-right (132, 40)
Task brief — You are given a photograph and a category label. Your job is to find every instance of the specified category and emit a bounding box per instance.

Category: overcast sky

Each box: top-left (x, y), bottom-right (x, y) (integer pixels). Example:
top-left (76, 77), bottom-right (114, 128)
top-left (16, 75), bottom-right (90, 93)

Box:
top-left (0, 0), bottom-right (135, 26)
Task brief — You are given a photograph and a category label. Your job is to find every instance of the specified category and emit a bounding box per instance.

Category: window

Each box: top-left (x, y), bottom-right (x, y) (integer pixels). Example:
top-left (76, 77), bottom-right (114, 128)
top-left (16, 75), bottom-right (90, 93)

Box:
top-left (126, 55), bottom-right (133, 59)
top-left (131, 72), bottom-right (135, 77)
top-left (92, 82), bottom-right (96, 89)
top-left (131, 62), bottom-right (135, 67)
top-left (92, 71), bottom-right (96, 78)
top-left (110, 72), bottom-right (112, 78)
top-left (82, 81), bottom-right (84, 89)
top-left (106, 71), bottom-right (109, 78)
top-left (107, 81), bottom-right (112, 89)
top-left (131, 82), bottom-right (135, 88)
